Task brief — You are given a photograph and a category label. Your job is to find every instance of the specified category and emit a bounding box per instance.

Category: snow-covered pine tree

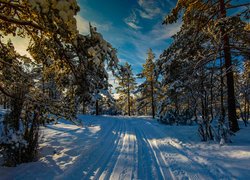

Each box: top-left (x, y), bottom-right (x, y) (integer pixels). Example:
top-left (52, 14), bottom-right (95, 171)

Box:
top-left (116, 62), bottom-right (137, 116)
top-left (163, 0), bottom-right (250, 133)
top-left (72, 24), bottom-right (119, 115)
top-left (0, 0), bottom-right (80, 165)
top-left (136, 48), bottom-right (159, 118)
top-left (90, 87), bottom-right (118, 115)
top-left (158, 0), bottom-right (249, 143)
top-left (0, 39), bottom-right (41, 166)
top-left (0, 1), bottom-right (119, 166)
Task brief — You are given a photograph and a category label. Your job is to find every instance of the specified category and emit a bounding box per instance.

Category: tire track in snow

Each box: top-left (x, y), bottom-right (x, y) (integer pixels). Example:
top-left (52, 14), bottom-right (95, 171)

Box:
top-left (98, 119), bottom-right (127, 180)
top-left (82, 120), bottom-right (124, 179)
top-left (109, 119), bottom-right (138, 180)
top-left (134, 126), bottom-right (163, 179)
top-left (57, 116), bottom-right (234, 180)
top-left (135, 122), bottom-right (173, 180)
top-left (138, 121), bottom-right (193, 180)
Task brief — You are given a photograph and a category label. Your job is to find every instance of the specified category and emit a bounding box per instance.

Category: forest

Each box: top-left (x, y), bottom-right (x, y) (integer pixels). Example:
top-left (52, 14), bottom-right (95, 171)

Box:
top-left (0, 0), bottom-right (249, 179)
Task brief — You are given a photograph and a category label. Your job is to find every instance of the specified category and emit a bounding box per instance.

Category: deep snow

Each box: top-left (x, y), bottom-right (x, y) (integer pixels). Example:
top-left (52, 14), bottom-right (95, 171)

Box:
top-left (0, 115), bottom-right (250, 180)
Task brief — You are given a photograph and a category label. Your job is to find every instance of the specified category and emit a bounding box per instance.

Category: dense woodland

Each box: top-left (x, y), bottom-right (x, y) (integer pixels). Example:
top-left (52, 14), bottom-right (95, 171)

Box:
top-left (0, 0), bottom-right (249, 167)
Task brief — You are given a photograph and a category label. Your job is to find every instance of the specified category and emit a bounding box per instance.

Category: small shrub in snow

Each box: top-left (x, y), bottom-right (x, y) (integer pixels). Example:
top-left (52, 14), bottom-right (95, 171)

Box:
top-left (198, 121), bottom-right (214, 141)
top-left (198, 116), bottom-right (233, 144)
top-left (159, 111), bottom-right (176, 125)
top-left (0, 110), bottom-right (40, 166)
top-left (215, 119), bottom-right (233, 145)
top-left (0, 127), bottom-right (27, 166)
top-left (159, 110), bottom-right (194, 125)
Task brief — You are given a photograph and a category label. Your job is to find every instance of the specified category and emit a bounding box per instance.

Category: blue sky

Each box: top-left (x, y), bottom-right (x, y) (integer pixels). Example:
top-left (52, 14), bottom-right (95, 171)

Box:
top-left (6, 0), bottom-right (247, 83)
top-left (76, 0), bottom-right (180, 76)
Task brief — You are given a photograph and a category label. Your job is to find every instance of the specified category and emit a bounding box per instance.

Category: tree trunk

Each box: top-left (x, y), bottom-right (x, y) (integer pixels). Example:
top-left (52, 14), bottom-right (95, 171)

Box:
top-left (151, 80), bottom-right (155, 118)
top-left (96, 100), bottom-right (99, 116)
top-left (219, 0), bottom-right (239, 132)
top-left (220, 57), bottom-right (225, 123)
top-left (3, 95), bottom-right (7, 109)
top-left (128, 83), bottom-right (131, 116)
top-left (82, 102), bottom-right (86, 114)
top-left (210, 61), bottom-right (216, 122)
top-left (247, 103), bottom-right (250, 122)
top-left (8, 97), bottom-right (23, 131)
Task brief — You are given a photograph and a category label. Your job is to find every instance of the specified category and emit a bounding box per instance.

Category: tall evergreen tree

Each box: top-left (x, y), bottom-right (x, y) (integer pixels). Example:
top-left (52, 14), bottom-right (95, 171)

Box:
top-left (137, 48), bottom-right (159, 118)
top-left (162, 0), bottom-right (249, 132)
top-left (0, 1), bottom-right (119, 166)
top-left (116, 62), bottom-right (137, 116)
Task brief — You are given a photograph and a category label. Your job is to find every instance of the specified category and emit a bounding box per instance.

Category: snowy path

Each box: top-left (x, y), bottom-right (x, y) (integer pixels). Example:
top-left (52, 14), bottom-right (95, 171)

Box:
top-left (1, 115), bottom-right (250, 179)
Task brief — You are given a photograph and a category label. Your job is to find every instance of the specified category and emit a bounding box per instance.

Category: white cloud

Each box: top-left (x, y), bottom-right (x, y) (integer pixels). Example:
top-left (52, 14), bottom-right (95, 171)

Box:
top-left (137, 0), bottom-right (162, 19)
top-left (94, 23), bottom-right (111, 32)
top-left (124, 10), bottom-right (142, 30)
top-left (112, 20), bottom-right (182, 70)
top-left (125, 22), bottom-right (142, 30)
top-left (138, 10), bottom-right (154, 19)
top-left (150, 20), bottom-right (182, 41)
top-left (75, 0), bottom-right (181, 74)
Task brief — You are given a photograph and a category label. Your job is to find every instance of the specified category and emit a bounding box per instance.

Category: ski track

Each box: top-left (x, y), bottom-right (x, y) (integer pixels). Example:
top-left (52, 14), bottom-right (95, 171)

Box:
top-left (57, 116), bottom-right (232, 180)
top-left (4, 116), bottom-right (242, 180)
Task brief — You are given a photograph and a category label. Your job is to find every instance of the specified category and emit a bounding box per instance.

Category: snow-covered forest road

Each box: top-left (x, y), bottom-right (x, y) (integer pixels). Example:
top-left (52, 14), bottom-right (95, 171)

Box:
top-left (1, 115), bottom-right (250, 179)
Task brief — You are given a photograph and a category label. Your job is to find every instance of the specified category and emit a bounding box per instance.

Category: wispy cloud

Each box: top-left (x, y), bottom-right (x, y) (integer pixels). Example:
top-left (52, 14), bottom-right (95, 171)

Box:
top-left (77, 0), bottom-right (180, 73)
top-left (124, 0), bottom-right (173, 29)
top-left (124, 10), bottom-right (142, 30)
top-left (105, 20), bottom-right (182, 76)
top-left (125, 22), bottom-right (142, 30)
top-left (95, 23), bottom-right (111, 32)
top-left (127, 20), bottom-right (181, 57)
top-left (137, 0), bottom-right (162, 19)
top-left (150, 20), bottom-right (182, 41)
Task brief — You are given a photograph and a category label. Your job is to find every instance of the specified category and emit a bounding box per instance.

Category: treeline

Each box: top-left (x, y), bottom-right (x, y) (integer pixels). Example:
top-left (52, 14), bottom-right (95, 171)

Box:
top-left (0, 0), bottom-right (249, 166)
top-left (158, 0), bottom-right (249, 141)
top-left (115, 0), bottom-right (249, 143)
top-left (0, 0), bottom-right (119, 166)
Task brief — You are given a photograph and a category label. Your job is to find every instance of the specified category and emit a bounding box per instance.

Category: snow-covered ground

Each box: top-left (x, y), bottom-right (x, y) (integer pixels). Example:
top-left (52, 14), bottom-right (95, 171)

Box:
top-left (0, 115), bottom-right (250, 179)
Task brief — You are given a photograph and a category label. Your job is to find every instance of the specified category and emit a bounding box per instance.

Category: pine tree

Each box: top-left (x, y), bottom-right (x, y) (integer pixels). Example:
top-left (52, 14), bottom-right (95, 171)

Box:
top-left (0, 1), bottom-right (119, 166)
top-left (218, 0), bottom-right (239, 132)
top-left (116, 63), bottom-right (137, 116)
top-left (162, 0), bottom-right (249, 132)
top-left (137, 48), bottom-right (159, 118)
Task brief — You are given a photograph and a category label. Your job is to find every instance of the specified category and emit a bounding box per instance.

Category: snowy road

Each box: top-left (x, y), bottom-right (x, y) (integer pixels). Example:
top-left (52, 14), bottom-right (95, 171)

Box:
top-left (1, 115), bottom-right (250, 179)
